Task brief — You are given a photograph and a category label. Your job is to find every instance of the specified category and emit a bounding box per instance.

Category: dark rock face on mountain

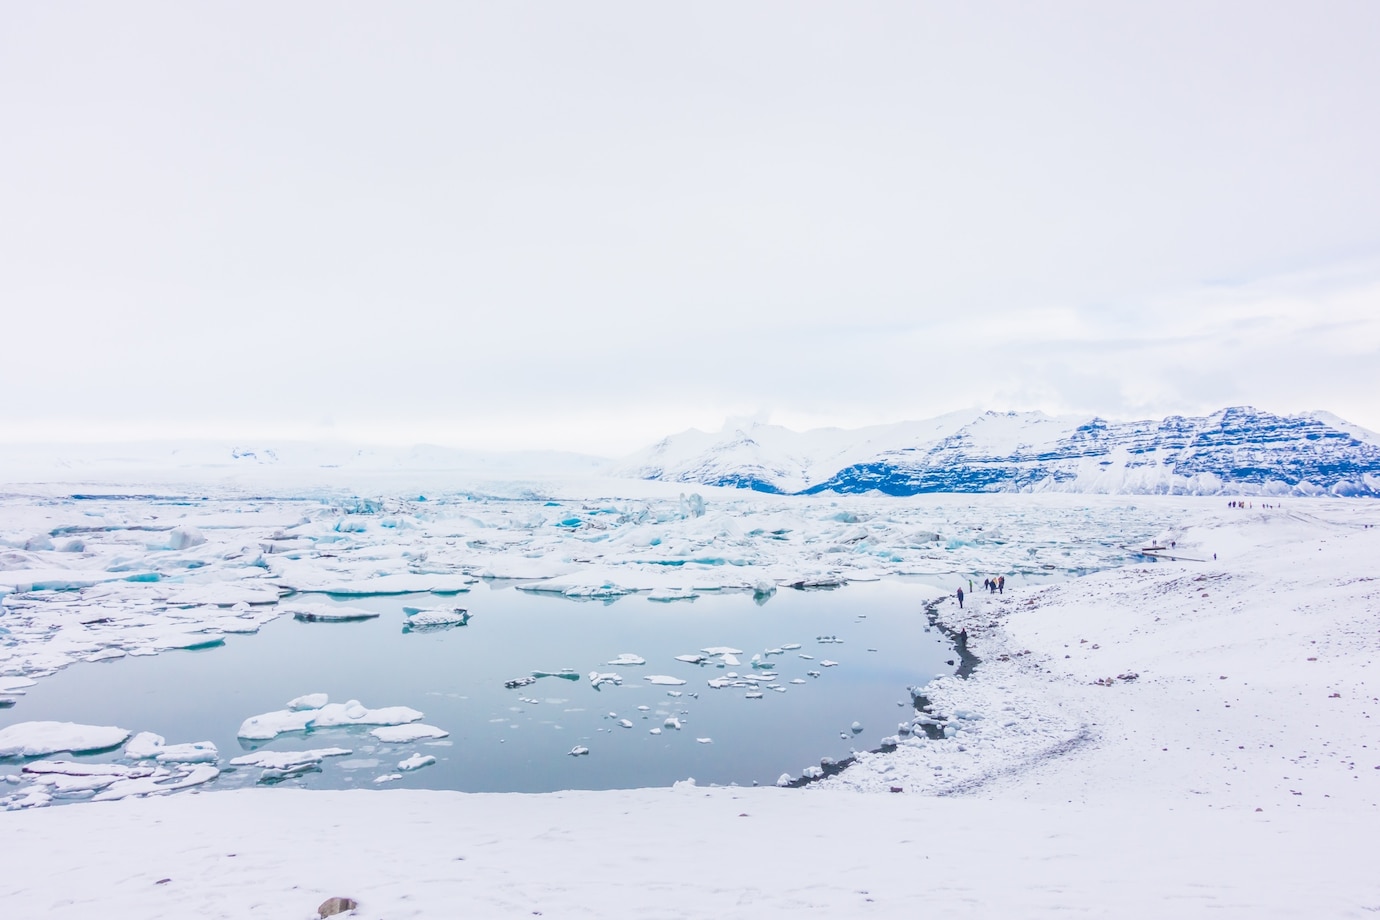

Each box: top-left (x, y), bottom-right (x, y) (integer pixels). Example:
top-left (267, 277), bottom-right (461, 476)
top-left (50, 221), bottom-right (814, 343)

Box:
top-left (622, 407), bottom-right (1380, 497)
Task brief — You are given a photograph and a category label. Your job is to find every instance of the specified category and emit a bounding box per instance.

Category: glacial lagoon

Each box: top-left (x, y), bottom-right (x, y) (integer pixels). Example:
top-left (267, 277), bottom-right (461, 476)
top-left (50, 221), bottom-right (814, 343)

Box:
top-left (0, 579), bottom-right (969, 793)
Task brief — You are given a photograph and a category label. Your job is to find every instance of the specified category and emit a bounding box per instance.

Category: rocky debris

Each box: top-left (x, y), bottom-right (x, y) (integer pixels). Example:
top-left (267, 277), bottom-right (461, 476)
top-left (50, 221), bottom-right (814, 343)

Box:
top-left (318, 895), bottom-right (358, 917)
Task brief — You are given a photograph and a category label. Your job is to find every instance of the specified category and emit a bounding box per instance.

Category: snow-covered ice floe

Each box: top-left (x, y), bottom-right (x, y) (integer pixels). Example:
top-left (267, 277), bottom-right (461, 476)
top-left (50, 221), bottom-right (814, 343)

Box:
top-left (370, 724), bottom-right (449, 743)
top-left (398, 753), bottom-right (436, 771)
top-left (0, 722), bottom-right (131, 758)
top-left (237, 698), bottom-right (423, 740)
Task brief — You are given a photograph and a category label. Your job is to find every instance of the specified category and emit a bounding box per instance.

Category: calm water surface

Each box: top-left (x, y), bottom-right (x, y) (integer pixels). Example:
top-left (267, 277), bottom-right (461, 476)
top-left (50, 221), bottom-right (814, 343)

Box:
top-left (1, 580), bottom-right (959, 792)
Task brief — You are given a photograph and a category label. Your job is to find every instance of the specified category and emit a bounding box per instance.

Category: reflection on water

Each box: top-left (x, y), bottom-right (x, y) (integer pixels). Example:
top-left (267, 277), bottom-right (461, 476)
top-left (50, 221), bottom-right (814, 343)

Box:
top-left (0, 579), bottom-right (969, 794)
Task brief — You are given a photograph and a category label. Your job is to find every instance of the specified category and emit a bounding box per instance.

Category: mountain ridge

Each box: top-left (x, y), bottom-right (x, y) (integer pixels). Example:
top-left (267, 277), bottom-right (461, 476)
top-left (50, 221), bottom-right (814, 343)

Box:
top-left (616, 406), bottom-right (1380, 497)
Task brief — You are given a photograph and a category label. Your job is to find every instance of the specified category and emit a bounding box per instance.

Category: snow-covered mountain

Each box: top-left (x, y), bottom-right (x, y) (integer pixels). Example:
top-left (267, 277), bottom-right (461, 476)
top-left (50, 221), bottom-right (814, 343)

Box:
top-left (617, 407), bottom-right (1380, 497)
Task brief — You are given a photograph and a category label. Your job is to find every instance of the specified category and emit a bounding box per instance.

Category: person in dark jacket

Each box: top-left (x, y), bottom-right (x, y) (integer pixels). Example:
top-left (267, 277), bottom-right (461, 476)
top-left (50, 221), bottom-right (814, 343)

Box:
top-left (956, 587), bottom-right (965, 609)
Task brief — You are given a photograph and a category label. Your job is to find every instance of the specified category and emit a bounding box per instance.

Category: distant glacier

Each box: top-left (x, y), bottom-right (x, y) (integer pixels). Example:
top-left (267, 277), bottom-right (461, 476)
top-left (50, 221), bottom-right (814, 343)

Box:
top-left (618, 407), bottom-right (1380, 497)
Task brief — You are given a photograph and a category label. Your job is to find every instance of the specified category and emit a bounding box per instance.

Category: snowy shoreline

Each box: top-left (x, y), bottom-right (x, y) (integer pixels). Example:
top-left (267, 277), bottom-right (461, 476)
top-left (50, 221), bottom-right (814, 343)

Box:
top-left (3, 494), bottom-right (1379, 916)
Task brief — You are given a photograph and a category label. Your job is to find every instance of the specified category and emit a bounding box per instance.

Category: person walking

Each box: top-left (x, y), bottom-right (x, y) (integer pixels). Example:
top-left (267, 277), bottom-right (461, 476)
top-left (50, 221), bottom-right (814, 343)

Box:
top-left (956, 586), bottom-right (965, 609)
top-left (997, 575), bottom-right (1005, 595)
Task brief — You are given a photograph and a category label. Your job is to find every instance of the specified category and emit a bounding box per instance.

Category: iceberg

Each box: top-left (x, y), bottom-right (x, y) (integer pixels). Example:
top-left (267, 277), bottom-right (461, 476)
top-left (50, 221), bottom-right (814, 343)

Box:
top-left (398, 753), bottom-right (436, 771)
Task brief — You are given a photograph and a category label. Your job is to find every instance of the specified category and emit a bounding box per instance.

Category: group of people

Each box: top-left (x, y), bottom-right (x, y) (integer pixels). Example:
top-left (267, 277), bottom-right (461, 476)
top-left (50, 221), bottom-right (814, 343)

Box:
top-left (955, 574), bottom-right (1004, 608)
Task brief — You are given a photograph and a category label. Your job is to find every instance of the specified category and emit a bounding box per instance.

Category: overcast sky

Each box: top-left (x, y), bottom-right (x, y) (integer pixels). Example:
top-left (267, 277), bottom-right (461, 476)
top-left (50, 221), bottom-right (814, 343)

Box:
top-left (3, 2), bottom-right (1378, 454)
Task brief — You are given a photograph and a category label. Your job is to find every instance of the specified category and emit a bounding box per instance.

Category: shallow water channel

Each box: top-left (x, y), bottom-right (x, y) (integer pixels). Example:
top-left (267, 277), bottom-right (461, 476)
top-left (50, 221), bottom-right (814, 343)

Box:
top-left (2, 579), bottom-right (960, 793)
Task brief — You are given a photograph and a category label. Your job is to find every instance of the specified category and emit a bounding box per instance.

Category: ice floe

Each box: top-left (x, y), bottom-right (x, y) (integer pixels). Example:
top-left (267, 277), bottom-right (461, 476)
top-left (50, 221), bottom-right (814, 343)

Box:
top-left (401, 606), bottom-right (470, 630)
top-left (237, 699), bottom-right (423, 740)
top-left (644, 675), bottom-right (687, 686)
top-left (398, 753), bottom-right (436, 771)
top-left (284, 602), bottom-right (379, 622)
top-left (0, 722), bottom-right (131, 758)
top-left (229, 748), bottom-right (352, 771)
top-left (370, 724), bottom-right (449, 743)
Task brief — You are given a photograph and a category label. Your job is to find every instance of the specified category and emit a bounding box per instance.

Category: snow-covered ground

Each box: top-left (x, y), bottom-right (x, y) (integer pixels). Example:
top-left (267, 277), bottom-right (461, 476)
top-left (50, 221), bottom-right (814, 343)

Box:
top-left (2, 490), bottom-right (1378, 917)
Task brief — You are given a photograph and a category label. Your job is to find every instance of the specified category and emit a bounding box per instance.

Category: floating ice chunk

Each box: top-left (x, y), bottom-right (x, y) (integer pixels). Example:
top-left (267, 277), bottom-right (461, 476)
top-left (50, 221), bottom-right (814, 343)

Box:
top-left (764, 648), bottom-right (784, 656)
top-left (22, 760), bottom-right (146, 778)
top-left (236, 700), bottom-right (421, 739)
top-left (807, 670), bottom-right (821, 678)
top-left (0, 677), bottom-right (37, 696)
top-left (123, 732), bottom-right (166, 760)
top-left (617, 719), bottom-right (633, 729)
top-left (647, 588), bottom-right (699, 602)
top-left (91, 764), bottom-right (219, 802)
top-left (401, 606), bottom-right (470, 631)
top-left (568, 746), bottom-right (590, 756)
top-left (636, 706), bottom-right (650, 712)
top-left (720, 654), bottom-right (741, 666)
top-left (781, 643), bottom-right (802, 650)
top-left (816, 636), bottom-right (844, 644)
top-left (696, 738), bottom-right (713, 744)
top-left (745, 690), bottom-right (763, 699)
top-left (0, 721), bottom-right (131, 758)
top-left (700, 647), bottom-right (743, 656)
top-left (505, 676), bottom-right (538, 689)
top-left (530, 670), bottom-right (580, 681)
top-left (155, 742), bottom-right (219, 764)
top-left (4, 789), bottom-right (53, 809)
top-left (164, 584), bottom-right (280, 606)
top-left (798, 654), bottom-right (814, 660)
top-left (776, 773), bottom-right (792, 787)
top-left (399, 753), bottom-right (436, 771)
top-left (236, 709), bottom-right (317, 740)
top-left (820, 660), bottom-right (840, 667)
top-left (644, 675), bottom-right (687, 686)
top-left (851, 721), bottom-right (864, 733)
top-left (370, 724), bottom-right (449, 743)
top-left (149, 633), bottom-right (226, 651)
top-left (663, 717), bottom-right (682, 730)
top-left (606, 653), bottom-right (645, 666)
top-left (789, 678), bottom-right (807, 685)
top-left (674, 654), bottom-right (709, 664)
top-left (229, 748), bottom-right (352, 770)
top-left (802, 765), bottom-right (824, 779)
top-left (293, 574), bottom-right (475, 596)
top-left (588, 672), bottom-right (622, 689)
top-left (287, 693), bottom-right (329, 711)
top-left (373, 773), bottom-right (403, 784)
top-left (285, 602), bottom-right (378, 623)
top-left (649, 728), bottom-right (662, 735)
top-left (302, 700), bottom-right (423, 729)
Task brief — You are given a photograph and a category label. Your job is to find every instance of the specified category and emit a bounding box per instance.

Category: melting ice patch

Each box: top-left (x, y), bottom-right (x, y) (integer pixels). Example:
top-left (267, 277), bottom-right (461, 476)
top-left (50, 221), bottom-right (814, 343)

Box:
top-left (370, 724), bottom-right (449, 743)
top-left (285, 602), bottom-right (379, 623)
